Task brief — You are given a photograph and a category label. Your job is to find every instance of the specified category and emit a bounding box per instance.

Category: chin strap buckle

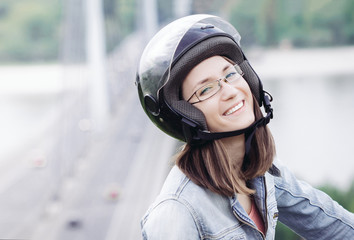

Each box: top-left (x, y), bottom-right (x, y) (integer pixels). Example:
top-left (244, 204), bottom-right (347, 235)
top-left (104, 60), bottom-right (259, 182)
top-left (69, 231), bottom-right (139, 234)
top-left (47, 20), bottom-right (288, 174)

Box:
top-left (263, 91), bottom-right (274, 122)
top-left (181, 118), bottom-right (207, 145)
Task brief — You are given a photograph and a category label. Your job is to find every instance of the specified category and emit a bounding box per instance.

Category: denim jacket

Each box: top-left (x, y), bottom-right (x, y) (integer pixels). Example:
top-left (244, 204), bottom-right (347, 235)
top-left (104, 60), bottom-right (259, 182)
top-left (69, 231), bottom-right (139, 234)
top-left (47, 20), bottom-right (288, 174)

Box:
top-left (141, 161), bottom-right (354, 239)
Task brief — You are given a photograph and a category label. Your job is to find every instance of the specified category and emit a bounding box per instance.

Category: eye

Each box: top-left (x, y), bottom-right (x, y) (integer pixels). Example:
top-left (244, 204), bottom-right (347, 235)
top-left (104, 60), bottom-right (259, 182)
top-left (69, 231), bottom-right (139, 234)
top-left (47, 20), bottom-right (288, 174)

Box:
top-left (225, 72), bottom-right (236, 80)
top-left (199, 85), bottom-right (213, 96)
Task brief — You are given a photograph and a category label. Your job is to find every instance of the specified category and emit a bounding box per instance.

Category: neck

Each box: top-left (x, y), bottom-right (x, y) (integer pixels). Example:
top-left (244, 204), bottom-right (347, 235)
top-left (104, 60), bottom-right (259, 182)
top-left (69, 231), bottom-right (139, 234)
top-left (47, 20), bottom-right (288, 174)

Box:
top-left (220, 134), bottom-right (246, 167)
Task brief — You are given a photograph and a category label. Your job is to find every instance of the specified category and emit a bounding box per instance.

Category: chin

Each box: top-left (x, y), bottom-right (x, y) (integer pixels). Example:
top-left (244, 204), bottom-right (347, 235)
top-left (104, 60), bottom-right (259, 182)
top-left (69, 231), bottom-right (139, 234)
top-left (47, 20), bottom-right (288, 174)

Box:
top-left (232, 117), bottom-right (255, 131)
top-left (209, 114), bottom-right (255, 133)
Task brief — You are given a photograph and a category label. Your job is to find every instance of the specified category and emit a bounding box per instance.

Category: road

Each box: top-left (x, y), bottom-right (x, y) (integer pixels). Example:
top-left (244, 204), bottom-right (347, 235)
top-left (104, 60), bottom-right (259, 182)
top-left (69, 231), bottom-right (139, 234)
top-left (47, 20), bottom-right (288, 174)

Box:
top-left (0, 32), bottom-right (177, 240)
top-left (31, 89), bottom-right (176, 240)
top-left (0, 79), bottom-right (177, 240)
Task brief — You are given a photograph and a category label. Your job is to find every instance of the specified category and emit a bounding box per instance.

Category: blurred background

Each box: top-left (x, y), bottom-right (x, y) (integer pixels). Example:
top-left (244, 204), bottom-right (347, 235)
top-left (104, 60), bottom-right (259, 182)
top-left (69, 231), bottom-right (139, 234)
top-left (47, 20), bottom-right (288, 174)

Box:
top-left (0, 0), bottom-right (353, 239)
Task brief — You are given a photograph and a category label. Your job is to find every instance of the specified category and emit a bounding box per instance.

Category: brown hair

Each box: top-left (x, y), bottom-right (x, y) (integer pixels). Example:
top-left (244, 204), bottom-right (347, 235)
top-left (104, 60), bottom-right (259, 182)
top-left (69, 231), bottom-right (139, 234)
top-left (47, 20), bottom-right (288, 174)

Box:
top-left (175, 97), bottom-right (276, 196)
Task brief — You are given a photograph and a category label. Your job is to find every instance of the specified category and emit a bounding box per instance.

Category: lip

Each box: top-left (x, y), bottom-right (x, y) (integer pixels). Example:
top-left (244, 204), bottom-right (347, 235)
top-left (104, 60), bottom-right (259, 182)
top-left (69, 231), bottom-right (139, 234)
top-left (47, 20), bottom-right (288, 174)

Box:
top-left (223, 100), bottom-right (245, 116)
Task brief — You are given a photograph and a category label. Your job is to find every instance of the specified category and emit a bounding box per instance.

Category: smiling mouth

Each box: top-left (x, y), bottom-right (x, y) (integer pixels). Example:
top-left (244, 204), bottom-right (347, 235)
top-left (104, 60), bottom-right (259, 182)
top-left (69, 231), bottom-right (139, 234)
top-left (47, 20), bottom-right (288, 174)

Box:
top-left (224, 101), bottom-right (244, 116)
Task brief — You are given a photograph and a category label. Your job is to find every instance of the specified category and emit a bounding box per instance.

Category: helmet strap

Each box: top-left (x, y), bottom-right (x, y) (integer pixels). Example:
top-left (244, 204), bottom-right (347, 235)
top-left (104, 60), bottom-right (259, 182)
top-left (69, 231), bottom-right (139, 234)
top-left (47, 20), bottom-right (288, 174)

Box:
top-left (184, 93), bottom-right (273, 161)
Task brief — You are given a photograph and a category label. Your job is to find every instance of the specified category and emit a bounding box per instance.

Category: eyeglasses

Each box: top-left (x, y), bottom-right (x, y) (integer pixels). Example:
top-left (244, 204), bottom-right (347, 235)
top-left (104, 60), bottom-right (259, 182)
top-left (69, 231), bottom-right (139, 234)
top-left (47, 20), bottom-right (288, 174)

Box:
top-left (186, 64), bottom-right (244, 104)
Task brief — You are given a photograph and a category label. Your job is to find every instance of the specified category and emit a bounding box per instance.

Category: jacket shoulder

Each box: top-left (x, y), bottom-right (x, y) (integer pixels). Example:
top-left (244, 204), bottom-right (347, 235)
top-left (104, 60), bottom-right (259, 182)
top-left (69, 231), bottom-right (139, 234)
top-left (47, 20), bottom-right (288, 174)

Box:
top-left (141, 166), bottom-right (203, 239)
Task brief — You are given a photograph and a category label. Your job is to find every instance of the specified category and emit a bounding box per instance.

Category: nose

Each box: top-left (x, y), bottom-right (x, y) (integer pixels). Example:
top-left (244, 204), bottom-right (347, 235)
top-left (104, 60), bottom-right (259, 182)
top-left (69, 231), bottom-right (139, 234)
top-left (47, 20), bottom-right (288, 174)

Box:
top-left (219, 80), bottom-right (238, 101)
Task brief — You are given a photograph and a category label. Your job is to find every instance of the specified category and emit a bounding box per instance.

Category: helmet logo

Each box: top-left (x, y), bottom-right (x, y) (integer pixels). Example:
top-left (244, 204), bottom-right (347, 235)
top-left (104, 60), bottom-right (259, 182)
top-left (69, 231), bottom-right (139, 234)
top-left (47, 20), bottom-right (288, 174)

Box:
top-left (201, 24), bottom-right (214, 30)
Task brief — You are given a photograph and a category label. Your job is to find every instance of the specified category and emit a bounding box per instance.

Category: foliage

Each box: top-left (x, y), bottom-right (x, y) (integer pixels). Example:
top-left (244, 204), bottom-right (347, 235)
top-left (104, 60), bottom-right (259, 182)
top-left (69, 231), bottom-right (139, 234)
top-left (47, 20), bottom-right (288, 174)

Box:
top-left (275, 222), bottom-right (301, 240)
top-left (318, 181), bottom-right (354, 213)
top-left (227, 0), bottom-right (354, 47)
top-left (0, 0), bottom-right (61, 62)
top-left (275, 180), bottom-right (354, 239)
top-left (103, 0), bottom-right (136, 53)
top-left (1, 0), bottom-right (354, 62)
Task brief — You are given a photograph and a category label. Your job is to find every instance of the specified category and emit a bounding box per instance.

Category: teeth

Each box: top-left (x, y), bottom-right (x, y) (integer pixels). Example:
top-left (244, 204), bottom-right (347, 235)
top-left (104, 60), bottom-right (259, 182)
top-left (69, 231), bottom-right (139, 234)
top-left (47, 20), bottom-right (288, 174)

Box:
top-left (225, 101), bottom-right (244, 116)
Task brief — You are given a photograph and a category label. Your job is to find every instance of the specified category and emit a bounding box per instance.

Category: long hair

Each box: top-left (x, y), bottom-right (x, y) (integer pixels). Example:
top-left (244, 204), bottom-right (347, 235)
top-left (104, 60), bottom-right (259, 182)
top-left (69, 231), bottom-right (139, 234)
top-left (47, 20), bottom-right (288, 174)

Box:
top-left (175, 97), bottom-right (276, 196)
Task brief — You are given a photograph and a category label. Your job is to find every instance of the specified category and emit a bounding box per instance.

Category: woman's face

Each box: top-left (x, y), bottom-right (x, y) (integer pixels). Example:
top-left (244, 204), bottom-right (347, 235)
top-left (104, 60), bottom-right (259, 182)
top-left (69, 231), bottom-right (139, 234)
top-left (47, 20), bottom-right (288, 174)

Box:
top-left (182, 56), bottom-right (255, 132)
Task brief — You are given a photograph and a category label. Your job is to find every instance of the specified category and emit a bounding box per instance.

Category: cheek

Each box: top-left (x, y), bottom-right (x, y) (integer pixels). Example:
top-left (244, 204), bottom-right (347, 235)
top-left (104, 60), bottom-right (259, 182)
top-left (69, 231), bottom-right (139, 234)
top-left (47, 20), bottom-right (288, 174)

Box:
top-left (201, 105), bottom-right (223, 131)
top-left (194, 102), bottom-right (219, 128)
top-left (181, 83), bottom-right (190, 101)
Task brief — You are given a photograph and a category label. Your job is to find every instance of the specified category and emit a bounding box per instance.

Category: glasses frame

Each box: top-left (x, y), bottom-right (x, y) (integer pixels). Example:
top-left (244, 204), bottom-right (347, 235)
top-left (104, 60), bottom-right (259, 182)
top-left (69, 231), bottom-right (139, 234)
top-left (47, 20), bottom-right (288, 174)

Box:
top-left (186, 64), bottom-right (244, 104)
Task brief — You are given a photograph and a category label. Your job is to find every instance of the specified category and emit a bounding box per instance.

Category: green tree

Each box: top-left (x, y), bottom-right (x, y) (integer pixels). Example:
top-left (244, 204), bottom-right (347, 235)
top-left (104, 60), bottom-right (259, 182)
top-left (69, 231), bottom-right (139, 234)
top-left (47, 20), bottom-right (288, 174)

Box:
top-left (103, 0), bottom-right (136, 53)
top-left (226, 0), bottom-right (354, 47)
top-left (0, 0), bottom-right (61, 62)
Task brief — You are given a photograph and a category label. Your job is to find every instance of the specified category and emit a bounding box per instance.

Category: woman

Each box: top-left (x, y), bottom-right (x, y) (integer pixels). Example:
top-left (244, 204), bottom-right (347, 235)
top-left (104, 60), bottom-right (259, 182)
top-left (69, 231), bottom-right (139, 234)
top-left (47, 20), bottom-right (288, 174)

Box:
top-left (136, 14), bottom-right (354, 239)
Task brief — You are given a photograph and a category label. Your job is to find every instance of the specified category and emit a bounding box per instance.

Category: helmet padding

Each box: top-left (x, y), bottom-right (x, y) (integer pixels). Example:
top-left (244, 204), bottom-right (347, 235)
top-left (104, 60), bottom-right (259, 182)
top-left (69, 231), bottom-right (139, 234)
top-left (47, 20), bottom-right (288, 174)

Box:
top-left (163, 35), bottom-right (262, 131)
